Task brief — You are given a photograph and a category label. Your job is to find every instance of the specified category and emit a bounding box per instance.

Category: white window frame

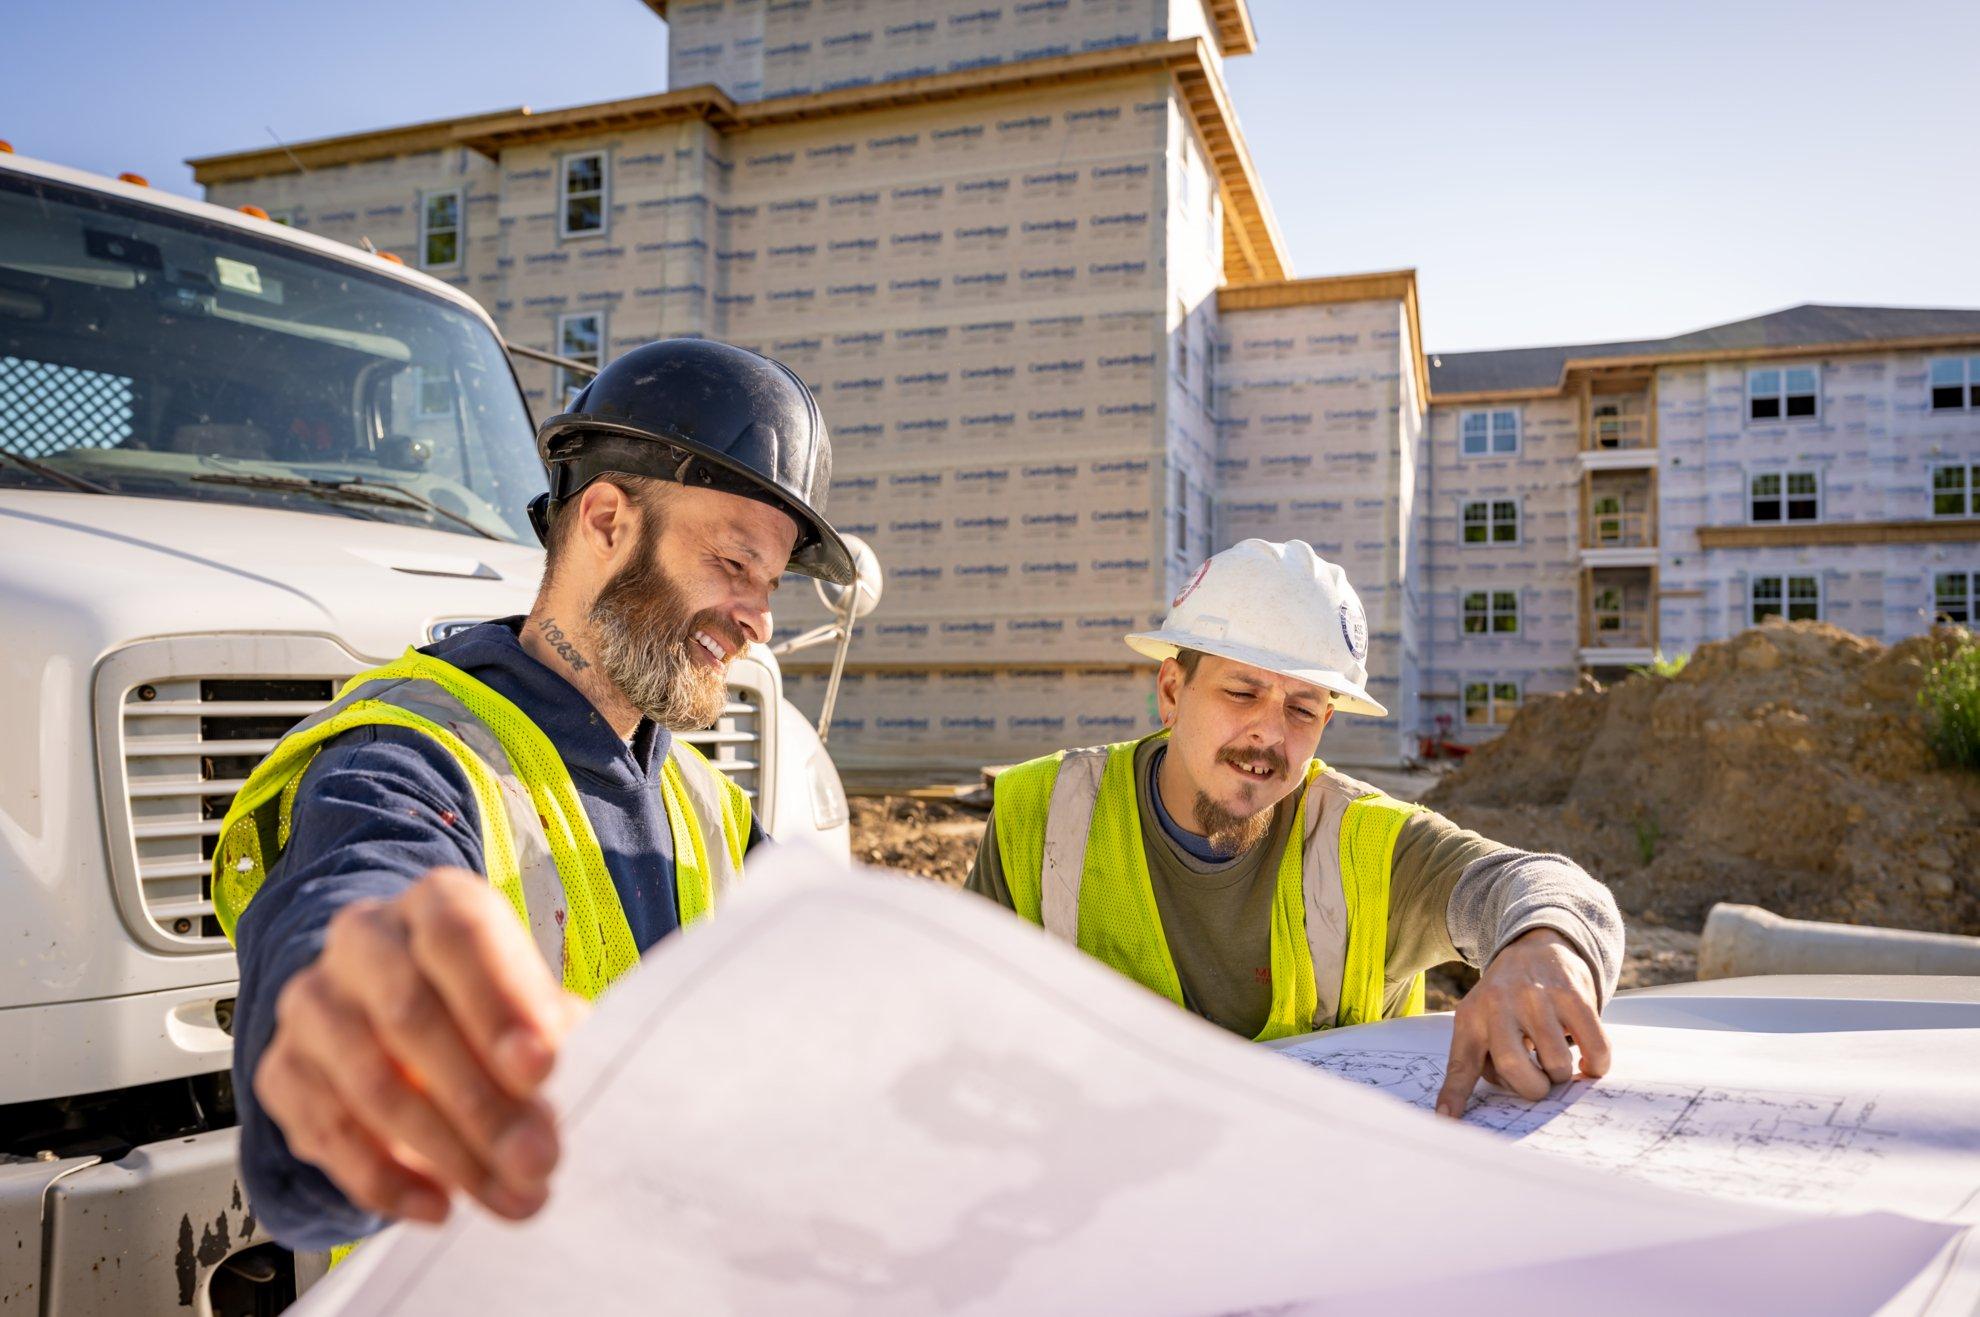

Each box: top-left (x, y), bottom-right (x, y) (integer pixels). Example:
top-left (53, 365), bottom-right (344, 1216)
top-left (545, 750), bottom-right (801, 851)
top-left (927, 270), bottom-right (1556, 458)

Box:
top-left (555, 311), bottom-right (605, 407)
top-left (558, 151), bottom-right (609, 239)
top-left (1750, 574), bottom-right (1822, 626)
top-left (1933, 570), bottom-right (1978, 624)
top-left (1459, 408), bottom-right (1521, 458)
top-left (1462, 678), bottom-right (1523, 727)
top-left (1460, 587), bottom-right (1521, 636)
top-left (1746, 364), bottom-right (1820, 423)
top-left (1931, 462), bottom-right (1978, 519)
top-left (1460, 498), bottom-right (1521, 546)
top-left (418, 187), bottom-right (463, 269)
top-left (1929, 356), bottom-right (1980, 412)
top-left (1746, 466), bottom-right (1822, 524)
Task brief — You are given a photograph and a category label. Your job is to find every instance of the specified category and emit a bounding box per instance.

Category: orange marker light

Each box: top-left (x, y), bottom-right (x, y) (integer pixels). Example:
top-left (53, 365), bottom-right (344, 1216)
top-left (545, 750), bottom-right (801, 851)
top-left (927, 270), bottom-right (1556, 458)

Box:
top-left (238, 204), bottom-right (271, 220)
top-left (118, 171), bottom-right (149, 187)
top-left (0, 140), bottom-right (14, 154)
top-left (377, 251), bottom-right (404, 265)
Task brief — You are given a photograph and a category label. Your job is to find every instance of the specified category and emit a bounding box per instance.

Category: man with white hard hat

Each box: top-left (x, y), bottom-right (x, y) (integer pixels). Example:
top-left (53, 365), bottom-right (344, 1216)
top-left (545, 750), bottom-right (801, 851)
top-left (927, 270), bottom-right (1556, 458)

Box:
top-left (968, 539), bottom-right (1623, 1118)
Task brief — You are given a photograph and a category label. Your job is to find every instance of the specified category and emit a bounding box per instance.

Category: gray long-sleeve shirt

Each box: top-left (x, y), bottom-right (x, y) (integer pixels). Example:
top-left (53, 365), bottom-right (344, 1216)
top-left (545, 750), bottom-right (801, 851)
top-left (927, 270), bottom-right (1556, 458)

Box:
top-left (966, 741), bottom-right (1622, 1037)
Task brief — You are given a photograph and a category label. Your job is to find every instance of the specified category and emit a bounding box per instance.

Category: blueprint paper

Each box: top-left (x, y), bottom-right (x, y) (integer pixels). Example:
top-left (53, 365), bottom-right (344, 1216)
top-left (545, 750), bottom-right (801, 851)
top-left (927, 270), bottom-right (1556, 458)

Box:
top-left (295, 852), bottom-right (1959, 1316)
top-left (1275, 1011), bottom-right (1980, 1314)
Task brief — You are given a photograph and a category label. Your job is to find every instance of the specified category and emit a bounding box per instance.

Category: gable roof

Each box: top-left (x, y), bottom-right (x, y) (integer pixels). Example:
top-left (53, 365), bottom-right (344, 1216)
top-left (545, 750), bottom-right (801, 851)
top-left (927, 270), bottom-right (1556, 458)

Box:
top-left (1429, 304), bottom-right (1980, 399)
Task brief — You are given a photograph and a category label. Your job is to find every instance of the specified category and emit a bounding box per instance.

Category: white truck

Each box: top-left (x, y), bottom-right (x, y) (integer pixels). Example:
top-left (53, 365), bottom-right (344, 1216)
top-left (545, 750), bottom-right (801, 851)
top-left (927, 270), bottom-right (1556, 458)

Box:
top-left (0, 151), bottom-right (873, 1315)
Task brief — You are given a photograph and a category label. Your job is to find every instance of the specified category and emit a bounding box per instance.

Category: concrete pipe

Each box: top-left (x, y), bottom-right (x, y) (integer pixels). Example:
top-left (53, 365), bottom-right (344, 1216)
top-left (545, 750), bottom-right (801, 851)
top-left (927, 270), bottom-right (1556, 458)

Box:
top-left (1698, 903), bottom-right (1980, 981)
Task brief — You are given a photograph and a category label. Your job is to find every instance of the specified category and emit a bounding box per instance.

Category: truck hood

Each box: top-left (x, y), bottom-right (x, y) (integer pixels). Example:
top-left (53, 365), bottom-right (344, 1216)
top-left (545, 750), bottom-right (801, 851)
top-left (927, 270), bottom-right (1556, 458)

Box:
top-left (1, 490), bottom-right (545, 660)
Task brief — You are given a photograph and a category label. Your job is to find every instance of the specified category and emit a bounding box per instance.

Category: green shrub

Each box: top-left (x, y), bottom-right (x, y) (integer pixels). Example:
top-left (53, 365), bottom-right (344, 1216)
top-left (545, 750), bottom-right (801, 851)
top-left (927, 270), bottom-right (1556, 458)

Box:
top-left (1633, 814), bottom-right (1661, 865)
top-left (1919, 629), bottom-right (1980, 770)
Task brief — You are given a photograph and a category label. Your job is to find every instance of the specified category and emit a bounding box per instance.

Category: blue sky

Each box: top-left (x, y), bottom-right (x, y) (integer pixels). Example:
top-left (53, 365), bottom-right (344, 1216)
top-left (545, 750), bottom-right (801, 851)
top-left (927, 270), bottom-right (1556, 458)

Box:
top-left (7, 0), bottom-right (1976, 351)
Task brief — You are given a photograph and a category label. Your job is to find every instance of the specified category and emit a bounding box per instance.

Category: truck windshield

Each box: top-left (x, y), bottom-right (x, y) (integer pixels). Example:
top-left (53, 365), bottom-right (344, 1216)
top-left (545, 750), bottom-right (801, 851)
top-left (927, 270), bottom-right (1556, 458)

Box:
top-left (0, 170), bottom-right (544, 542)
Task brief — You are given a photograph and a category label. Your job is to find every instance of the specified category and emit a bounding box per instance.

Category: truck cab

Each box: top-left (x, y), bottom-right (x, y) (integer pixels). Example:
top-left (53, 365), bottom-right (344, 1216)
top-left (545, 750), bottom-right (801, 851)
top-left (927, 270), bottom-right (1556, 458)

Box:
top-left (0, 151), bottom-right (855, 1314)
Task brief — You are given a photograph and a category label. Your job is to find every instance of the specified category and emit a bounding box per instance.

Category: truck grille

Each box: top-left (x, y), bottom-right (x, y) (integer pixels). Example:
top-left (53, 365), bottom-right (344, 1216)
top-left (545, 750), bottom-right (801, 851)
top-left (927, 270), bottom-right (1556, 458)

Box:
top-left (118, 676), bottom-right (337, 947)
top-left (685, 695), bottom-right (763, 802)
top-left (100, 637), bottom-right (769, 953)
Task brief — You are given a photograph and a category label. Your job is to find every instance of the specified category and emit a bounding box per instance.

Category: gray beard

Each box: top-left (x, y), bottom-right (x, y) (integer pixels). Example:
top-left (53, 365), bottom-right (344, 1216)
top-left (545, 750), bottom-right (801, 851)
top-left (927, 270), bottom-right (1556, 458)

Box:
top-left (587, 546), bottom-right (730, 731)
top-left (1192, 790), bottom-right (1274, 858)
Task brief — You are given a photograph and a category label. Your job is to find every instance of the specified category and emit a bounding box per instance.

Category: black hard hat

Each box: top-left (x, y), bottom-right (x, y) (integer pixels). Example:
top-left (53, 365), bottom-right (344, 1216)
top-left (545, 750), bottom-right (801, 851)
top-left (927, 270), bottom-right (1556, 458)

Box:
top-left (529, 338), bottom-right (853, 585)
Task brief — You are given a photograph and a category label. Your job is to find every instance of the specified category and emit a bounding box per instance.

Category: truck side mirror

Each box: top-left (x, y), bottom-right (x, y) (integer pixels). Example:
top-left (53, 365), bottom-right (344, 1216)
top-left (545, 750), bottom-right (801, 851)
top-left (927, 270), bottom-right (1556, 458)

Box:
top-left (813, 533), bottom-right (883, 622)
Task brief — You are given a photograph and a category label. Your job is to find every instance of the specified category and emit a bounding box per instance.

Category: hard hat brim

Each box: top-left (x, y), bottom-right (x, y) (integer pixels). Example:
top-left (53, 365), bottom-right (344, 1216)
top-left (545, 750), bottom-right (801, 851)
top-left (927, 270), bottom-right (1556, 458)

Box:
top-left (1125, 631), bottom-right (1389, 717)
top-left (537, 417), bottom-right (855, 586)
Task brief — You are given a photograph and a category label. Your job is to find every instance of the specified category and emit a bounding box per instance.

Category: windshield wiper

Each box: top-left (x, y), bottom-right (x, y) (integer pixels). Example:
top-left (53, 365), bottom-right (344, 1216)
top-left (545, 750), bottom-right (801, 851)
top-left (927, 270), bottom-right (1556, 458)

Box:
top-left (0, 449), bottom-right (115, 495)
top-left (336, 476), bottom-right (503, 542)
top-left (188, 471), bottom-right (502, 540)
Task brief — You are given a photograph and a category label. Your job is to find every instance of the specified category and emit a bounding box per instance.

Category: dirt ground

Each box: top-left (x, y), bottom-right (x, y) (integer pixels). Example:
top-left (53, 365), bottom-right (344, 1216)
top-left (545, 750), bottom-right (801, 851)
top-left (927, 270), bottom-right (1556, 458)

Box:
top-left (849, 620), bottom-right (1977, 1008)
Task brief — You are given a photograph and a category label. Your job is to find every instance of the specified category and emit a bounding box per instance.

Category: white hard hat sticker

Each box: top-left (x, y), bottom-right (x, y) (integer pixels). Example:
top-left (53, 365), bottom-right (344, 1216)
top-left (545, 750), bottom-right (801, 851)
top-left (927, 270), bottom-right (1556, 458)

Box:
top-left (1339, 598), bottom-right (1368, 662)
top-left (1173, 559), bottom-right (1212, 608)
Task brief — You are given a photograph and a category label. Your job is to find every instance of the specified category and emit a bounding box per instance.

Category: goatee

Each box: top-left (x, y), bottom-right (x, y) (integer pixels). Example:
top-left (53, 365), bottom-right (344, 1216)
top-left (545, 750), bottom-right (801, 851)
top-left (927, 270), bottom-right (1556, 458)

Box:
top-left (588, 537), bottom-right (738, 731)
top-left (1191, 791), bottom-right (1274, 858)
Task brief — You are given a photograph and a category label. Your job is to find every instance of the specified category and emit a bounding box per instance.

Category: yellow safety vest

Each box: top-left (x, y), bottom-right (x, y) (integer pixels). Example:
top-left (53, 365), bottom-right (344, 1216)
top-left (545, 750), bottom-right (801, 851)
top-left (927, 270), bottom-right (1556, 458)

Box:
top-left (212, 648), bottom-right (752, 1000)
top-left (991, 733), bottom-right (1425, 1041)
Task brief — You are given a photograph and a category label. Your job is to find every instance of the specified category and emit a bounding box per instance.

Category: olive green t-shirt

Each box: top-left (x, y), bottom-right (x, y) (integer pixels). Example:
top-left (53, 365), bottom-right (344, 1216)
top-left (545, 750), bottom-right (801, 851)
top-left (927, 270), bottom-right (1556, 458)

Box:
top-left (965, 738), bottom-right (1508, 1038)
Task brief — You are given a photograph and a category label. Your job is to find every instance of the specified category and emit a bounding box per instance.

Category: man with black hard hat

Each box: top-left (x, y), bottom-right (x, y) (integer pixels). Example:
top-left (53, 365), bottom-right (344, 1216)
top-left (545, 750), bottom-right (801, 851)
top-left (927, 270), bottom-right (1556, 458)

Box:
top-left (215, 339), bottom-right (850, 1251)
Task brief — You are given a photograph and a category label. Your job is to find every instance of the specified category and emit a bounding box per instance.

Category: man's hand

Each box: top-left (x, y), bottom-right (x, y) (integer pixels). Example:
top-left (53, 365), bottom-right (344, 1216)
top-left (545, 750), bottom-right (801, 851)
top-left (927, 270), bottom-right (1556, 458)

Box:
top-left (1434, 927), bottom-right (1610, 1119)
top-left (254, 867), bottom-right (584, 1226)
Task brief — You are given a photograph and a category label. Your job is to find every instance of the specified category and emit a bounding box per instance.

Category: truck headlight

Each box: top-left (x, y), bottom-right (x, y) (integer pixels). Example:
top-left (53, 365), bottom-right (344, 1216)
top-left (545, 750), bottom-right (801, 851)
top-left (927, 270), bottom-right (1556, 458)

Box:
top-left (807, 747), bottom-right (848, 831)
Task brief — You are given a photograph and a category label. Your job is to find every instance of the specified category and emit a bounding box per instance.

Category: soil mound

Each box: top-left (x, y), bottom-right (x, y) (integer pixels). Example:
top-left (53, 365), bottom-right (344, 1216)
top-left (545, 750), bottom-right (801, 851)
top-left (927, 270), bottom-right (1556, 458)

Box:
top-left (1423, 622), bottom-right (1980, 935)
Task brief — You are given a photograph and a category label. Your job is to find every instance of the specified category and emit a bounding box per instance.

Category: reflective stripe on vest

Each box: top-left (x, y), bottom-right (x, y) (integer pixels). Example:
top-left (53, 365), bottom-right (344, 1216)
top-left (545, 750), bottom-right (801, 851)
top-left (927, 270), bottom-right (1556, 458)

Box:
top-left (993, 735), bottom-right (1423, 1039)
top-left (212, 648), bottom-right (749, 1001)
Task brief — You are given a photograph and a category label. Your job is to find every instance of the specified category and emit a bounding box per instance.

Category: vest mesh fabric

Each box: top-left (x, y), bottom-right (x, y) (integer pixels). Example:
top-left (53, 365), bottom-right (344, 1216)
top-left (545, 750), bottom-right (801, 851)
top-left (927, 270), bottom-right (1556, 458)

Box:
top-left (362, 651), bottom-right (640, 996)
top-left (1077, 743), bottom-right (1188, 1009)
top-left (990, 752), bottom-right (1063, 925)
top-left (1335, 792), bottom-right (1425, 1027)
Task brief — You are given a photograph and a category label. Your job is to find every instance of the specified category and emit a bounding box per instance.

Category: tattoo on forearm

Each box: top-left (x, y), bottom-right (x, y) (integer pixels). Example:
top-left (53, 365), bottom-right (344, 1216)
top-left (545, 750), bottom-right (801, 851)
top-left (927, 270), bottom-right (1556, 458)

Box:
top-left (537, 617), bottom-right (591, 672)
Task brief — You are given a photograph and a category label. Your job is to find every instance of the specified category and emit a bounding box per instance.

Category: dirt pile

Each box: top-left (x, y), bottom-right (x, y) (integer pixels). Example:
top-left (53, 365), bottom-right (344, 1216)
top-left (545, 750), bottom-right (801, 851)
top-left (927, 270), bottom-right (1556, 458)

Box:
top-left (1423, 621), bottom-right (1980, 937)
top-left (849, 796), bottom-right (983, 887)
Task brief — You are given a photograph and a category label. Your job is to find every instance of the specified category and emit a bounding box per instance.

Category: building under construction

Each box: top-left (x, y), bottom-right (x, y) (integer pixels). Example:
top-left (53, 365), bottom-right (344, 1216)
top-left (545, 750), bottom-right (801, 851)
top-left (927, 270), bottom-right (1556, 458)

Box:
top-left (191, 0), bottom-right (1980, 771)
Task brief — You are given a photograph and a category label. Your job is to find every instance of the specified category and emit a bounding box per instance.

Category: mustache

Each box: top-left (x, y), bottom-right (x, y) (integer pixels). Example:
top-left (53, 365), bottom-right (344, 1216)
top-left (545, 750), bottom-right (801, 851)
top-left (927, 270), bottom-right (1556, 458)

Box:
top-left (1217, 745), bottom-right (1287, 777)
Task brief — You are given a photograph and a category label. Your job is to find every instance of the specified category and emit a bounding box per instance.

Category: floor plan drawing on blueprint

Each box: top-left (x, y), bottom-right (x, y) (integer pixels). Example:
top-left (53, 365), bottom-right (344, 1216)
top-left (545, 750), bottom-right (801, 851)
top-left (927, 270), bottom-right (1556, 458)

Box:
top-left (1284, 1048), bottom-right (1911, 1210)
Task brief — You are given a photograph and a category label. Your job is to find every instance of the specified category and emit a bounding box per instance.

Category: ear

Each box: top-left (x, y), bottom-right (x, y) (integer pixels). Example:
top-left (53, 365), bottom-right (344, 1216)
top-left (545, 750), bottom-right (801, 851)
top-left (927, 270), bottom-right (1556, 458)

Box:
top-left (574, 480), bottom-right (641, 569)
top-left (1156, 656), bottom-right (1185, 727)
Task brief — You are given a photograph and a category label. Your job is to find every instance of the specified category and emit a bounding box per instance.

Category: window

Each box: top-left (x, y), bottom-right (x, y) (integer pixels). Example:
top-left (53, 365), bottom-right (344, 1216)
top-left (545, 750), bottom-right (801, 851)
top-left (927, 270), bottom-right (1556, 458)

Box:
top-left (1463, 680), bottom-right (1523, 727)
top-left (1460, 409), bottom-right (1520, 456)
top-left (1170, 465), bottom-right (1189, 557)
top-left (1930, 357), bottom-right (1980, 411)
top-left (1747, 366), bottom-right (1819, 421)
top-left (1462, 589), bottom-right (1520, 635)
top-left (1935, 571), bottom-right (1978, 624)
top-left (559, 152), bottom-right (608, 237)
top-left (555, 311), bottom-right (603, 406)
top-left (1173, 301), bottom-right (1189, 385)
top-left (1751, 575), bottom-right (1821, 625)
top-left (1461, 500), bottom-right (1519, 545)
top-left (1932, 464), bottom-right (1978, 518)
top-left (1748, 468), bottom-right (1821, 522)
top-left (420, 189), bottom-right (461, 268)
top-left (415, 367), bottom-right (453, 418)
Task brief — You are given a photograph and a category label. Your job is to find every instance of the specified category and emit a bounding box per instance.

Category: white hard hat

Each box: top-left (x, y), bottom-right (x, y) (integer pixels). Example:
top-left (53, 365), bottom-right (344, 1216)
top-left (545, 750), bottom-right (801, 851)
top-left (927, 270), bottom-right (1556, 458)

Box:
top-left (1126, 539), bottom-right (1387, 717)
